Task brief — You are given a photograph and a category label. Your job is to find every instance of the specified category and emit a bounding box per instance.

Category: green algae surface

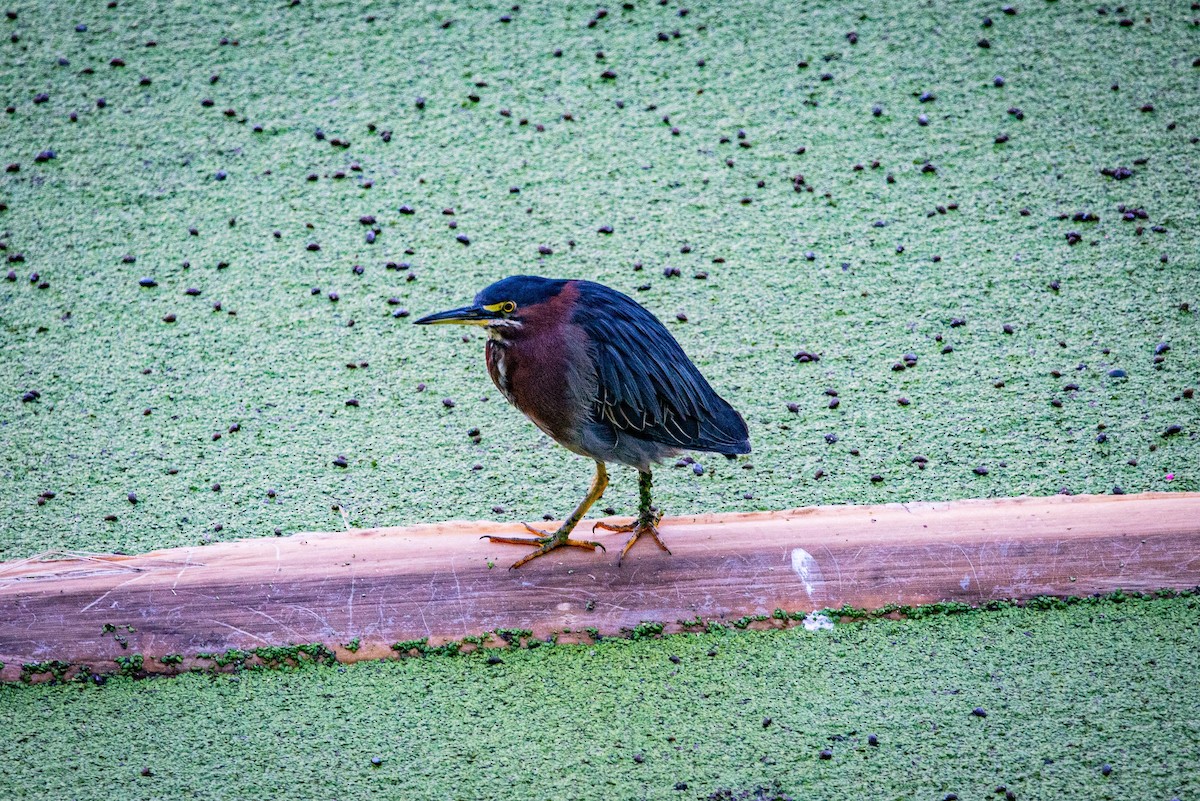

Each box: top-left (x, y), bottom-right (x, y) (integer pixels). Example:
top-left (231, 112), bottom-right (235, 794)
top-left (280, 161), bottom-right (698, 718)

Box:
top-left (4, 4), bottom-right (1200, 798)
top-left (2, 0), bottom-right (1200, 556)
top-left (2, 595), bottom-right (1198, 800)
top-left (0, 0), bottom-right (1197, 558)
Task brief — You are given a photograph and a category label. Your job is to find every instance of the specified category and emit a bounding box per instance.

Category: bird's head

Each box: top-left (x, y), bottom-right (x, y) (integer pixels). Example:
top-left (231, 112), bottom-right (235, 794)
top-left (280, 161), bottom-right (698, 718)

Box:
top-left (414, 275), bottom-right (567, 333)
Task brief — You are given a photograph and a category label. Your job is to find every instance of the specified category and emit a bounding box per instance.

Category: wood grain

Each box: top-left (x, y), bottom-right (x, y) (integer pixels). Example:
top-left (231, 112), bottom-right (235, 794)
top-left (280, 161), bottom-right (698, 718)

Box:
top-left (2, 492), bottom-right (1198, 682)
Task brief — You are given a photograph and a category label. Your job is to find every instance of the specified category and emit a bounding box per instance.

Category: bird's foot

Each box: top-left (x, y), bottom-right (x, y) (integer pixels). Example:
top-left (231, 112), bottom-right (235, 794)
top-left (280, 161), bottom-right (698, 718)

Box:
top-left (483, 524), bottom-right (605, 569)
top-left (595, 513), bottom-right (670, 565)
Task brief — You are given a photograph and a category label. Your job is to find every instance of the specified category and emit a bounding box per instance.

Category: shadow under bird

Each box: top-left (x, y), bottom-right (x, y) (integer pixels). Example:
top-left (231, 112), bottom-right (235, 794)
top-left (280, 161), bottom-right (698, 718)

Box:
top-left (415, 275), bottom-right (750, 568)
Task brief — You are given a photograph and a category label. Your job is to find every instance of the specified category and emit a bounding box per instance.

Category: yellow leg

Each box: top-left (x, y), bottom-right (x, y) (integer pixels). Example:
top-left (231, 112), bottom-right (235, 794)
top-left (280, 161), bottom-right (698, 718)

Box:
top-left (484, 461), bottom-right (609, 569)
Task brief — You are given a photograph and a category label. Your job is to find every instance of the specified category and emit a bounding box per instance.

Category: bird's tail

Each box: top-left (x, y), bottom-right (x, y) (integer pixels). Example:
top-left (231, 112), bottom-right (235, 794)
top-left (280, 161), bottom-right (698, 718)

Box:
top-left (696, 399), bottom-right (751, 455)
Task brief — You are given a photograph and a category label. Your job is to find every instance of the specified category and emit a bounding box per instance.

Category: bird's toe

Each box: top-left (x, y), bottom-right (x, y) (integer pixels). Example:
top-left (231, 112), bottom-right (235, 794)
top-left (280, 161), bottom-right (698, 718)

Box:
top-left (593, 519), bottom-right (636, 534)
top-left (617, 522), bottom-right (672, 565)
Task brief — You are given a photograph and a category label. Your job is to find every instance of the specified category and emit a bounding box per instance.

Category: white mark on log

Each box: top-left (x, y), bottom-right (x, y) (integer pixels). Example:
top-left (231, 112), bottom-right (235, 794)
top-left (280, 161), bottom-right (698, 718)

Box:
top-left (286, 603), bottom-right (332, 631)
top-left (170, 548), bottom-right (199, 595)
top-left (240, 605), bottom-right (303, 639)
top-left (960, 576), bottom-right (971, 590)
top-left (790, 548), bottom-right (821, 598)
top-left (955, 545), bottom-right (981, 595)
top-left (79, 571), bottom-right (149, 613)
top-left (449, 558), bottom-right (467, 635)
top-left (210, 619), bottom-right (268, 644)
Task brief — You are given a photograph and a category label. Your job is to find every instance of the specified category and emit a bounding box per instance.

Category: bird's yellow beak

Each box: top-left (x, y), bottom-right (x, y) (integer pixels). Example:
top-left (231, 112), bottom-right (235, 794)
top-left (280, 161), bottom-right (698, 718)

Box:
top-left (413, 304), bottom-right (498, 326)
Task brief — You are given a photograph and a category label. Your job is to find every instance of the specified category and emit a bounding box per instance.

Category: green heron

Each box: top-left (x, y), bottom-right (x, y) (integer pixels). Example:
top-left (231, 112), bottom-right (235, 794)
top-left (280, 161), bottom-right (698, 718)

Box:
top-left (415, 275), bottom-right (750, 568)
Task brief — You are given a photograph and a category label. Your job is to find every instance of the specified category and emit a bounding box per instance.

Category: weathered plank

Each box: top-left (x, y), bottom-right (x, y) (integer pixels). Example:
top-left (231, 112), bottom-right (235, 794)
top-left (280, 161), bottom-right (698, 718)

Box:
top-left (2, 492), bottom-right (1198, 681)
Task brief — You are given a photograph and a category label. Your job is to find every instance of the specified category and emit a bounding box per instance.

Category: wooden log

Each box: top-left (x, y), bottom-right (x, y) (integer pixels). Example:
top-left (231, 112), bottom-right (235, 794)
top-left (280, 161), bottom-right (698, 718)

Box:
top-left (2, 492), bottom-right (1198, 682)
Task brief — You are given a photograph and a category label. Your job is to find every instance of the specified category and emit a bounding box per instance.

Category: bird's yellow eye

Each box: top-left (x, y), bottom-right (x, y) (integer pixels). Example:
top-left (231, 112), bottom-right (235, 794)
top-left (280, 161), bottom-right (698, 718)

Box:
top-left (501, 301), bottom-right (517, 313)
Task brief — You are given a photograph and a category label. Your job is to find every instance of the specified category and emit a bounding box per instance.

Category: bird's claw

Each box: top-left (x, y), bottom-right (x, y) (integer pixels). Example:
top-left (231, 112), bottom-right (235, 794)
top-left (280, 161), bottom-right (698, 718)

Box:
top-left (483, 527), bottom-right (605, 569)
top-left (616, 519), bottom-right (671, 566)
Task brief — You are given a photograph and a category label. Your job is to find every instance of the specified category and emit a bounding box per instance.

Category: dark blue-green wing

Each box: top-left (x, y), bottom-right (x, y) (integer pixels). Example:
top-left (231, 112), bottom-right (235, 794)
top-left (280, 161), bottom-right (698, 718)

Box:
top-left (573, 282), bottom-right (750, 454)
